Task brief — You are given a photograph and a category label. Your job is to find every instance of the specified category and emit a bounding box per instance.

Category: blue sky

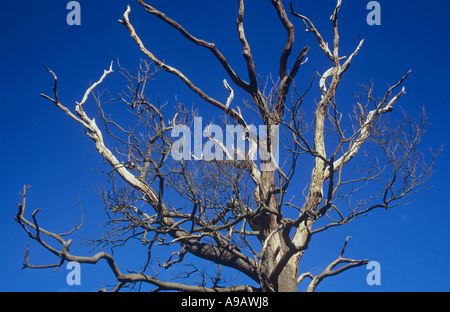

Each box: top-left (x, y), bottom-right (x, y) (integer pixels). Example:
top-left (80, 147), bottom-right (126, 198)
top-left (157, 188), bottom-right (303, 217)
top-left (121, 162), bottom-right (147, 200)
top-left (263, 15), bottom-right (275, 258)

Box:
top-left (0, 0), bottom-right (449, 292)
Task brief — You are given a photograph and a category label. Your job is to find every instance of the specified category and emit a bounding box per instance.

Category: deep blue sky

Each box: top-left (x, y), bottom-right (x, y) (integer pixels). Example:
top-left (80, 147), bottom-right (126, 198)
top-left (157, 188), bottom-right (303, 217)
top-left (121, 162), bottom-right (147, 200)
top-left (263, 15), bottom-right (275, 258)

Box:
top-left (0, 0), bottom-right (449, 292)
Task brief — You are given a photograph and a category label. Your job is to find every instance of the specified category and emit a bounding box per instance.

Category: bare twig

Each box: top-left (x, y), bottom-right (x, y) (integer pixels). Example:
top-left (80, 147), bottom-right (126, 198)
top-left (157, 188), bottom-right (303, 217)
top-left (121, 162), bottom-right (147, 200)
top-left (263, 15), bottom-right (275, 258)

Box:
top-left (306, 237), bottom-right (368, 292)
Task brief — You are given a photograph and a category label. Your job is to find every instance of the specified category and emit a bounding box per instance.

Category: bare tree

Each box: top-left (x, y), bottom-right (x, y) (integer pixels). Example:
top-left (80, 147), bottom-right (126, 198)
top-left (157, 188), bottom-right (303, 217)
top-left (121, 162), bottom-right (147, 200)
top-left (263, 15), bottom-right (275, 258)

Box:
top-left (16, 0), bottom-right (439, 292)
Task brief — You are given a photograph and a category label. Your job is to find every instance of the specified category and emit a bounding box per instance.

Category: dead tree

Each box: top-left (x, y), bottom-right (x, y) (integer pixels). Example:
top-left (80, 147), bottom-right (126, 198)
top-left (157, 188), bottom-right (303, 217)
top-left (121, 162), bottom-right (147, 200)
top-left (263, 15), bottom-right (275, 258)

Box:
top-left (16, 0), bottom-right (439, 292)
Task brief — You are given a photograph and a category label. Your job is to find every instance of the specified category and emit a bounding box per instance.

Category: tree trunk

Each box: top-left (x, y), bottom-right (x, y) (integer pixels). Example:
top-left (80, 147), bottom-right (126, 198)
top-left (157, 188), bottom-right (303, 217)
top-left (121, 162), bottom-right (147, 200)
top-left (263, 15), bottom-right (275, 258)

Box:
top-left (276, 255), bottom-right (299, 291)
top-left (258, 168), bottom-right (302, 292)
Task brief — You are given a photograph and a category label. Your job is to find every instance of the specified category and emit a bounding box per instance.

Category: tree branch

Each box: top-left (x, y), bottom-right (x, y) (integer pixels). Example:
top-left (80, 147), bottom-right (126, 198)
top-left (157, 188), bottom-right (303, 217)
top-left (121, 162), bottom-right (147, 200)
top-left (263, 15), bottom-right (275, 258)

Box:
top-left (135, 0), bottom-right (251, 93)
top-left (270, 0), bottom-right (295, 80)
top-left (306, 237), bottom-right (368, 292)
top-left (323, 70), bottom-right (412, 181)
top-left (236, 0), bottom-right (258, 93)
top-left (40, 61), bottom-right (260, 284)
top-left (120, 5), bottom-right (248, 128)
top-left (290, 2), bottom-right (334, 63)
